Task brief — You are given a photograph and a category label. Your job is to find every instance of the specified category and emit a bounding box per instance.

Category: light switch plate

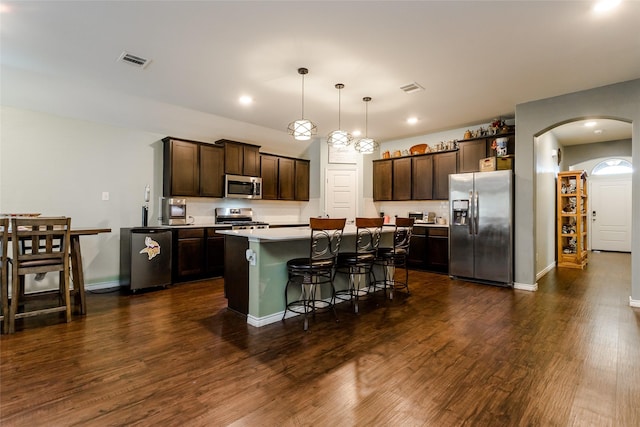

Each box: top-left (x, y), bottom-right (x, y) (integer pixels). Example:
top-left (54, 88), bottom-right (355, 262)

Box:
top-left (101, 191), bottom-right (109, 201)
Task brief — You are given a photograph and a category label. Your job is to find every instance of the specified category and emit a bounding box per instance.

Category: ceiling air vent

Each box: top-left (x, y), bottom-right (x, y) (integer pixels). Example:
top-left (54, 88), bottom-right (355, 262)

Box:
top-left (400, 82), bottom-right (424, 94)
top-left (118, 51), bottom-right (150, 69)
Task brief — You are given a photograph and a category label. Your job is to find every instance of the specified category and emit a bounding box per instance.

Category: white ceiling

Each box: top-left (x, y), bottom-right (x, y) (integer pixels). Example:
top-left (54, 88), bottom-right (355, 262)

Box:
top-left (1, 1), bottom-right (638, 148)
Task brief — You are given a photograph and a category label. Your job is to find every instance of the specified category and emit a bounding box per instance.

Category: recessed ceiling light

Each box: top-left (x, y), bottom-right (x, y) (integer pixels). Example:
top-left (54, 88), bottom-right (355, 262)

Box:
top-left (584, 121), bottom-right (597, 127)
top-left (352, 130), bottom-right (362, 137)
top-left (594, 129), bottom-right (603, 134)
top-left (593, 0), bottom-right (622, 13)
top-left (407, 117), bottom-right (418, 125)
top-left (239, 95), bottom-right (253, 105)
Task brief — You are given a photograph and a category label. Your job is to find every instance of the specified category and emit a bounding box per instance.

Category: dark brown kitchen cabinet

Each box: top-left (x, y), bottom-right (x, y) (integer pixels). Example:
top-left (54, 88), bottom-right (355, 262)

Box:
top-left (426, 227), bottom-right (449, 273)
top-left (373, 159), bottom-right (392, 201)
top-left (433, 151), bottom-right (458, 200)
top-left (199, 144), bottom-right (225, 197)
top-left (458, 138), bottom-right (488, 173)
top-left (174, 228), bottom-right (205, 282)
top-left (278, 157), bottom-right (295, 200)
top-left (393, 157), bottom-right (412, 200)
top-left (260, 154), bottom-right (278, 200)
top-left (407, 226), bottom-right (449, 273)
top-left (205, 228), bottom-right (225, 278)
top-left (221, 140), bottom-right (261, 176)
top-left (412, 155), bottom-right (433, 200)
top-left (295, 159), bottom-right (310, 201)
top-left (163, 138), bottom-right (200, 197)
top-left (260, 154), bottom-right (309, 201)
top-left (407, 226), bottom-right (427, 268)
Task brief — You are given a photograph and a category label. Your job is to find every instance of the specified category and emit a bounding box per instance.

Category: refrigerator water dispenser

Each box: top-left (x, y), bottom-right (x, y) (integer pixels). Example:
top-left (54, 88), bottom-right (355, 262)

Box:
top-left (452, 199), bottom-right (469, 226)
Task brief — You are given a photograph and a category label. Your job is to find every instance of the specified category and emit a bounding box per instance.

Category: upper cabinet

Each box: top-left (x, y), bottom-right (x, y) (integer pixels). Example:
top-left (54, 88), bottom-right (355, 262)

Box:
top-left (433, 151), bottom-right (457, 200)
top-left (392, 157), bottom-right (412, 201)
top-left (373, 160), bottom-right (393, 201)
top-left (372, 151), bottom-right (456, 201)
top-left (261, 154), bottom-right (309, 201)
top-left (294, 159), bottom-right (310, 201)
top-left (458, 133), bottom-right (515, 173)
top-left (163, 137), bottom-right (224, 197)
top-left (412, 155), bottom-right (433, 200)
top-left (220, 140), bottom-right (261, 176)
top-left (164, 138), bottom-right (200, 197)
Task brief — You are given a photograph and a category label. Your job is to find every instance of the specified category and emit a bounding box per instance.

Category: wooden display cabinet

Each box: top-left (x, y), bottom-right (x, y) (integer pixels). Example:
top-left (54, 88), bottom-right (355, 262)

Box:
top-left (557, 170), bottom-right (588, 269)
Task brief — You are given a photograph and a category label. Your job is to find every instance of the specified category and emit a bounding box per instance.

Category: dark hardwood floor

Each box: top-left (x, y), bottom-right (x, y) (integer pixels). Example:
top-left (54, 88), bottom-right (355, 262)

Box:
top-left (1, 251), bottom-right (639, 426)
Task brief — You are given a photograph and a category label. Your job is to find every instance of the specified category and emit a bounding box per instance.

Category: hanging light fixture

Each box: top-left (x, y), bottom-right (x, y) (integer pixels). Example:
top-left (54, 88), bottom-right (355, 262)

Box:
top-left (327, 83), bottom-right (353, 147)
top-left (354, 96), bottom-right (379, 154)
top-left (287, 67), bottom-right (317, 141)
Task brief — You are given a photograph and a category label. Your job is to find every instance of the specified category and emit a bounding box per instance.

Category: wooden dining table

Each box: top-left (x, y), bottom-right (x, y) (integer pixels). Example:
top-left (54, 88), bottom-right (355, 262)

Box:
top-left (69, 228), bottom-right (112, 315)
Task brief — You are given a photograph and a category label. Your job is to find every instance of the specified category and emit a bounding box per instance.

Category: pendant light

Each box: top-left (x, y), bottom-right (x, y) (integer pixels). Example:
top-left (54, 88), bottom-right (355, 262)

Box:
top-left (287, 67), bottom-right (317, 141)
top-left (354, 97), bottom-right (379, 154)
top-left (327, 83), bottom-right (353, 147)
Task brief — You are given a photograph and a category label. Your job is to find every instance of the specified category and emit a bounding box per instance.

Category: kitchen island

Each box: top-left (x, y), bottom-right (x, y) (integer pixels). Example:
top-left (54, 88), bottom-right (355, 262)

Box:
top-left (218, 225), bottom-right (393, 327)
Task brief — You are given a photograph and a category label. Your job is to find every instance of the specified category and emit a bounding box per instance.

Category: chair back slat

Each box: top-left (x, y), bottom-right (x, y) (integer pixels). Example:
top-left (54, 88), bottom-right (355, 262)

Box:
top-left (308, 218), bottom-right (346, 262)
top-left (354, 217), bottom-right (384, 255)
top-left (392, 217), bottom-right (414, 253)
top-left (11, 217), bottom-right (71, 269)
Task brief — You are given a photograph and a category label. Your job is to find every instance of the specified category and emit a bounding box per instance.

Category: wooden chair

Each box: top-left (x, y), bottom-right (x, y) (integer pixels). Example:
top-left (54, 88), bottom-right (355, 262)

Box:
top-left (283, 218), bottom-right (346, 331)
top-left (334, 217), bottom-right (384, 313)
top-left (0, 218), bottom-right (9, 334)
top-left (8, 217), bottom-right (72, 333)
top-left (374, 217), bottom-right (414, 299)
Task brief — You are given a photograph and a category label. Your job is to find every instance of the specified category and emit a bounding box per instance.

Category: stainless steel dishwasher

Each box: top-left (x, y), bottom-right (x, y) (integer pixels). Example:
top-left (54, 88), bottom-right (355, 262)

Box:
top-left (120, 227), bottom-right (172, 292)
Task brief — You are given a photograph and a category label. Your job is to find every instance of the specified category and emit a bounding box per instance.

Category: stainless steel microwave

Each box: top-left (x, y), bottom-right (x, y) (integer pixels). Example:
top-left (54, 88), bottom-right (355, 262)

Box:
top-left (225, 174), bottom-right (262, 199)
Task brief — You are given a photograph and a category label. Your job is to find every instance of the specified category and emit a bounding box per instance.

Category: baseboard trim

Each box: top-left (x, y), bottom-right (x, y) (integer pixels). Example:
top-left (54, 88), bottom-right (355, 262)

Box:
top-left (247, 311), bottom-right (293, 327)
top-left (514, 282), bottom-right (538, 292)
top-left (536, 262), bottom-right (556, 281)
top-left (85, 280), bottom-right (121, 291)
top-left (630, 296), bottom-right (640, 308)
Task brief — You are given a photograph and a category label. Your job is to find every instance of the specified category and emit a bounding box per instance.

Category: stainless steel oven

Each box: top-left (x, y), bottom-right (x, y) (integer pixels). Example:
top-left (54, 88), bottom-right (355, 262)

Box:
top-left (225, 174), bottom-right (262, 199)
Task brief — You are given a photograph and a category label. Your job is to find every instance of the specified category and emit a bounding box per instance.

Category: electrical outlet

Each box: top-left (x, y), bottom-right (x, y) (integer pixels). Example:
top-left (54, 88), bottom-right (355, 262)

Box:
top-left (101, 191), bottom-right (109, 201)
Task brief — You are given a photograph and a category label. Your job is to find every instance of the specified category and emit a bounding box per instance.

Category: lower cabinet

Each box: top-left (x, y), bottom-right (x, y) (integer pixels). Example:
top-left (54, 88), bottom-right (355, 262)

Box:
top-left (173, 227), bottom-right (228, 283)
top-left (407, 226), bottom-right (449, 274)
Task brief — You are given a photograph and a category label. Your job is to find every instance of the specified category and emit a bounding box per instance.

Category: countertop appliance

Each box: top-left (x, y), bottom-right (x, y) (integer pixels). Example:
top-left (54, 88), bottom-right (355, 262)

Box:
top-left (215, 207), bottom-right (269, 230)
top-left (120, 227), bottom-right (172, 292)
top-left (449, 170), bottom-right (513, 286)
top-left (161, 198), bottom-right (187, 225)
top-left (225, 174), bottom-right (262, 199)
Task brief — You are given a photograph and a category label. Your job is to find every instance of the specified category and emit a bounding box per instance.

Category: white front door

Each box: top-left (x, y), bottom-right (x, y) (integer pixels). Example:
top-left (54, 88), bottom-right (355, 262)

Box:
top-left (325, 168), bottom-right (357, 220)
top-left (590, 176), bottom-right (632, 252)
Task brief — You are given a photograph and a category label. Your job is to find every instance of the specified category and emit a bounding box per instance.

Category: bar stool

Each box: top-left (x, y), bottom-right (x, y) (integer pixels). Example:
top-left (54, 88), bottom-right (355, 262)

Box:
top-left (0, 218), bottom-right (9, 334)
top-left (334, 217), bottom-right (384, 313)
top-left (9, 217), bottom-right (72, 333)
top-left (374, 217), bottom-right (414, 300)
top-left (283, 218), bottom-right (346, 331)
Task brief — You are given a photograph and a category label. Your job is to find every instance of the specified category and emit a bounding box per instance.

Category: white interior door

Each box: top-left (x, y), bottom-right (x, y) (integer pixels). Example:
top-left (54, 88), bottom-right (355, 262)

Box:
top-left (325, 168), bottom-right (357, 220)
top-left (590, 177), bottom-right (631, 252)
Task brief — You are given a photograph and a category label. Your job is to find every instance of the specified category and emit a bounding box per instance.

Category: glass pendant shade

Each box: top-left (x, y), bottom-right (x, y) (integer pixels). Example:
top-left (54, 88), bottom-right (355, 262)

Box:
top-left (288, 119), bottom-right (316, 141)
top-left (354, 137), bottom-right (377, 154)
top-left (327, 83), bottom-right (353, 147)
top-left (354, 96), bottom-right (379, 154)
top-left (287, 67), bottom-right (317, 141)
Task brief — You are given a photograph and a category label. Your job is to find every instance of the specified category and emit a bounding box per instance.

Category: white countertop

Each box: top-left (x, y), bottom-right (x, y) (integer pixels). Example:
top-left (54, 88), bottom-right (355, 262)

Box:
top-left (217, 225), bottom-right (385, 242)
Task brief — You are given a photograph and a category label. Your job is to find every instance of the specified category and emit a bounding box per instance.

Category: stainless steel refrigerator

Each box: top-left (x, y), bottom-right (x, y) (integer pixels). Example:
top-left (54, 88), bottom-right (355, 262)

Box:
top-left (449, 170), bottom-right (513, 286)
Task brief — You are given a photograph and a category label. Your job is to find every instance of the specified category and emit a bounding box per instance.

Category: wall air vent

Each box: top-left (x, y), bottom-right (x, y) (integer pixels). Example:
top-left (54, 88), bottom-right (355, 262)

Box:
top-left (400, 82), bottom-right (425, 94)
top-left (118, 51), bottom-right (151, 69)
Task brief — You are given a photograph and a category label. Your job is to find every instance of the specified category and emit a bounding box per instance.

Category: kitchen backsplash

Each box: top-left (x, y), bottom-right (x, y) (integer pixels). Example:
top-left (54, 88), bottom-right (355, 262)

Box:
top-left (375, 200), bottom-right (450, 223)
